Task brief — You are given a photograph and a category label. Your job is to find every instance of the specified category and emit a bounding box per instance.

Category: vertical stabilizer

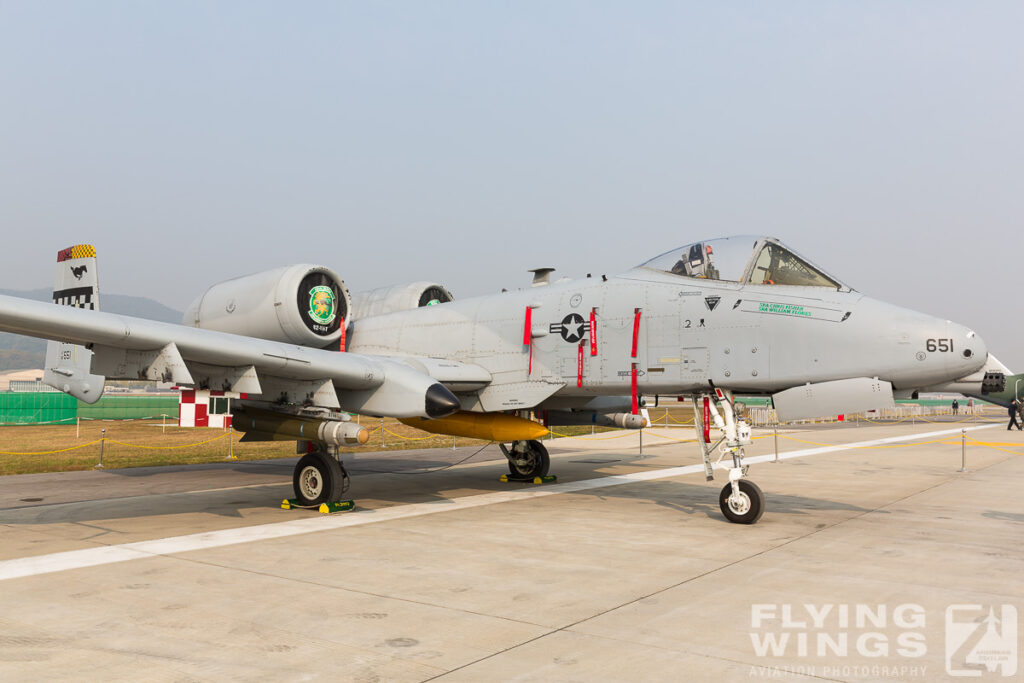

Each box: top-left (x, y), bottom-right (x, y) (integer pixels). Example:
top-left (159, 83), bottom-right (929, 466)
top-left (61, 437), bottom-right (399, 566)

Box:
top-left (43, 245), bottom-right (106, 403)
top-left (53, 244), bottom-right (100, 309)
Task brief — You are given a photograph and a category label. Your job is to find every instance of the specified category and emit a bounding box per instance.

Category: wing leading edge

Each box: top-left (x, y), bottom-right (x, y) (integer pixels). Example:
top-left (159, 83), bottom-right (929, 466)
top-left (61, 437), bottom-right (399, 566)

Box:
top-left (0, 294), bottom-right (477, 418)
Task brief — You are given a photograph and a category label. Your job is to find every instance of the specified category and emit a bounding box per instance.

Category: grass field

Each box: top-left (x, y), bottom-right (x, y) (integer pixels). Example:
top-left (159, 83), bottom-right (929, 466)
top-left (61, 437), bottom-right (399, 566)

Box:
top-left (0, 418), bottom-right (486, 475)
top-left (0, 401), bottom-right (1003, 476)
top-left (0, 417), bottom-right (614, 476)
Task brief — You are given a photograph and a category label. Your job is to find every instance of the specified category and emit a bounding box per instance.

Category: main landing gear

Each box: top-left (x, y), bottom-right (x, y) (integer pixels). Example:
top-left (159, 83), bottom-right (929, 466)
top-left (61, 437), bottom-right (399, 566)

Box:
top-left (499, 439), bottom-right (550, 480)
top-left (292, 445), bottom-right (350, 507)
top-left (692, 389), bottom-right (765, 524)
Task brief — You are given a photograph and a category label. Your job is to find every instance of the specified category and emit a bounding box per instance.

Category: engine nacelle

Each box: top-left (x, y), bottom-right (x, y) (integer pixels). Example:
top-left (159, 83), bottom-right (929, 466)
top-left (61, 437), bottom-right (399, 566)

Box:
top-left (184, 264), bottom-right (351, 347)
top-left (349, 281), bottom-right (453, 320)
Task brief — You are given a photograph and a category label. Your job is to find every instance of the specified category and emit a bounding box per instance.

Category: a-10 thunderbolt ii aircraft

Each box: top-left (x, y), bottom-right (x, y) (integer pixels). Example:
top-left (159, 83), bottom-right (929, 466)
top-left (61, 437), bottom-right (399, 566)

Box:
top-left (0, 237), bottom-right (1004, 523)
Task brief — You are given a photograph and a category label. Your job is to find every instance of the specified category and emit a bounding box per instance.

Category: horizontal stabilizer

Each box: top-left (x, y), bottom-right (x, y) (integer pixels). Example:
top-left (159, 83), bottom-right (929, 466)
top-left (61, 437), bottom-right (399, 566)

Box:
top-left (43, 349), bottom-right (105, 404)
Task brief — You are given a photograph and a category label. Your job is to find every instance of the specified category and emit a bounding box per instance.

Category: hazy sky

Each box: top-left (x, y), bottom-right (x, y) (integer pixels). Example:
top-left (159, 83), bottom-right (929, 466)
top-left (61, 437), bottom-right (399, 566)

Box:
top-left (2, 2), bottom-right (1022, 369)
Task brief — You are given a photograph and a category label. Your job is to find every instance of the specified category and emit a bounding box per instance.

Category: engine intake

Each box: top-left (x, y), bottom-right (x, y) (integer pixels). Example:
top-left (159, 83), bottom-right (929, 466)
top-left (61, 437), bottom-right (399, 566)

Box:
top-left (349, 281), bottom-right (453, 320)
top-left (184, 264), bottom-right (351, 347)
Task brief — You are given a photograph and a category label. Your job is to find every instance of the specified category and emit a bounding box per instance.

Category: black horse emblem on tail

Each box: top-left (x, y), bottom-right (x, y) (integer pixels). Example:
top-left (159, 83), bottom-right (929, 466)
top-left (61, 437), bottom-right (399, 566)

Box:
top-left (70, 265), bottom-right (88, 280)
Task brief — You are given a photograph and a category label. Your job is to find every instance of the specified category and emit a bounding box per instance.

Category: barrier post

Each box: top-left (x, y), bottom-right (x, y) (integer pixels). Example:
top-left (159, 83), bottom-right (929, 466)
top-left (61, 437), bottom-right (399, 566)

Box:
top-left (162, 413), bottom-right (166, 434)
top-left (452, 435), bottom-right (456, 451)
top-left (639, 427), bottom-right (643, 456)
top-left (226, 428), bottom-right (236, 460)
top-left (773, 423), bottom-right (779, 463)
top-left (76, 416), bottom-right (80, 439)
top-left (381, 418), bottom-right (385, 447)
top-left (95, 429), bottom-right (106, 469)
top-left (959, 429), bottom-right (968, 472)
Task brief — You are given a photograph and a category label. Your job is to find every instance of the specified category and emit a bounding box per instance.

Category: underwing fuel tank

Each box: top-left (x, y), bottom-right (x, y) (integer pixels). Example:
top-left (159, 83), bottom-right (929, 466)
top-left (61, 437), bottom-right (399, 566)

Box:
top-left (541, 410), bottom-right (647, 430)
top-left (399, 412), bottom-right (549, 441)
top-left (233, 407), bottom-right (369, 446)
top-left (772, 377), bottom-right (895, 423)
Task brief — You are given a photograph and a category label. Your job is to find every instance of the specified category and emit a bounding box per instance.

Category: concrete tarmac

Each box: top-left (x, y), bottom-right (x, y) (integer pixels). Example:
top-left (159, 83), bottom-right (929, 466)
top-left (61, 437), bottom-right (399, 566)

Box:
top-left (0, 419), bottom-right (1022, 681)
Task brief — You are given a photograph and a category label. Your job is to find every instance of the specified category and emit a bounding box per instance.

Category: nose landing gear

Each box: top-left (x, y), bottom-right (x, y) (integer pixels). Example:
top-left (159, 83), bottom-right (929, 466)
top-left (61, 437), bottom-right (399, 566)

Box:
top-left (720, 476), bottom-right (765, 524)
top-left (692, 390), bottom-right (766, 524)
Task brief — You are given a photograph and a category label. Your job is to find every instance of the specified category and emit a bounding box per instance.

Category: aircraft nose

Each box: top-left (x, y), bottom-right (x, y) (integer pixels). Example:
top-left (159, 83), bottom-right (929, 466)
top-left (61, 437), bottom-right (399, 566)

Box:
top-left (952, 322), bottom-right (987, 373)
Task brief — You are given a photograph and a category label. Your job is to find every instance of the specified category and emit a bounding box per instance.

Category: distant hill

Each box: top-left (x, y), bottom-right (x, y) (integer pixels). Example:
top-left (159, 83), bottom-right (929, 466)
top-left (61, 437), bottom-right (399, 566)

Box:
top-left (0, 289), bottom-right (184, 372)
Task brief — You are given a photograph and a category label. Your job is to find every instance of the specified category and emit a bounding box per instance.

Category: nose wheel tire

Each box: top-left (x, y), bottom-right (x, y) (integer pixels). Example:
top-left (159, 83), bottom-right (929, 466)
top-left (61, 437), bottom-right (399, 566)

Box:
top-left (719, 480), bottom-right (765, 524)
top-left (508, 440), bottom-right (550, 478)
top-left (293, 452), bottom-right (345, 506)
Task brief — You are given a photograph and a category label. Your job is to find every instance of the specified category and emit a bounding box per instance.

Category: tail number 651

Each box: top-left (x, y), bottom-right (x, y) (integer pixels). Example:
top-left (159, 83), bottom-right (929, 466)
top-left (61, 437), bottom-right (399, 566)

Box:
top-left (926, 338), bottom-right (953, 353)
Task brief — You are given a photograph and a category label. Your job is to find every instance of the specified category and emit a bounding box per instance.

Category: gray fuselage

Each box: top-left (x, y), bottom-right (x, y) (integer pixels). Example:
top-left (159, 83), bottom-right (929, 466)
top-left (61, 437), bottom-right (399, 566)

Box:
top-left (347, 266), bottom-right (986, 408)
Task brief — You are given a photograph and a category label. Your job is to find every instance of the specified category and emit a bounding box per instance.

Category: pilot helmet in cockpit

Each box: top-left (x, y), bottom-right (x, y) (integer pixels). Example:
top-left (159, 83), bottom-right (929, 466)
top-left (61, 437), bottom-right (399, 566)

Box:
top-left (671, 243), bottom-right (719, 280)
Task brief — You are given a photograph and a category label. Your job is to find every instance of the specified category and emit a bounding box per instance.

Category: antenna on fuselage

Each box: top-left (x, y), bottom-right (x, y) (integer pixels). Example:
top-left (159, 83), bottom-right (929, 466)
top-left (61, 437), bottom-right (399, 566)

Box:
top-left (529, 268), bottom-right (555, 287)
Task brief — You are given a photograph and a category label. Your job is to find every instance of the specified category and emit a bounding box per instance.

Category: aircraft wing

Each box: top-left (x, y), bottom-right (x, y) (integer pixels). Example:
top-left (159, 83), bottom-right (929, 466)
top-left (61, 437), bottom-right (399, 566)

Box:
top-left (0, 293), bottom-right (477, 418)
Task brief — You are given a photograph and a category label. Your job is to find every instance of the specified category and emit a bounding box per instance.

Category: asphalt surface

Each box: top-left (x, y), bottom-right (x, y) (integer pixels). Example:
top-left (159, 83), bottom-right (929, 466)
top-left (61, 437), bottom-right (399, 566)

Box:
top-left (0, 420), bottom-right (1021, 681)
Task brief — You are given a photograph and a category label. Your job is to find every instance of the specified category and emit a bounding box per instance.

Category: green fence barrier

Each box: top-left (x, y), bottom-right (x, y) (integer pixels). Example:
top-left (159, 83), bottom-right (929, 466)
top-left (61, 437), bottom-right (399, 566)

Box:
top-left (78, 395), bottom-right (180, 420)
top-left (0, 393), bottom-right (179, 425)
top-left (0, 393), bottom-right (76, 424)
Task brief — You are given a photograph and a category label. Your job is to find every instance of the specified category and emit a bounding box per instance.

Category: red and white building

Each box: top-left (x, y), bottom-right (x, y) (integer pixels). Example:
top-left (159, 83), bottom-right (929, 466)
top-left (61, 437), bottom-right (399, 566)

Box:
top-left (178, 389), bottom-right (243, 428)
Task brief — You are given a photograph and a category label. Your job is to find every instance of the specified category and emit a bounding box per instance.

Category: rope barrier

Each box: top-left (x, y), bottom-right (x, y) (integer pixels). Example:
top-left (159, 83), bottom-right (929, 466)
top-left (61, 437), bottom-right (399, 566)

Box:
top-left (547, 429), bottom-right (638, 440)
top-left (2, 412), bottom-right (1019, 465)
top-left (381, 427), bottom-right (440, 441)
top-left (105, 433), bottom-right (232, 450)
top-left (639, 431), bottom-right (698, 444)
top-left (914, 415), bottom-right (977, 424)
top-left (0, 438), bottom-right (105, 455)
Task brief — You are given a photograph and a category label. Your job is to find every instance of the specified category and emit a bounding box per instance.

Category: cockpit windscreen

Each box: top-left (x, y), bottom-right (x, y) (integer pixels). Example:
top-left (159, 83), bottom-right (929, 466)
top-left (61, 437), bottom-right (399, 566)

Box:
top-left (639, 236), bottom-right (758, 282)
top-left (639, 236), bottom-right (845, 289)
top-left (747, 242), bottom-right (840, 288)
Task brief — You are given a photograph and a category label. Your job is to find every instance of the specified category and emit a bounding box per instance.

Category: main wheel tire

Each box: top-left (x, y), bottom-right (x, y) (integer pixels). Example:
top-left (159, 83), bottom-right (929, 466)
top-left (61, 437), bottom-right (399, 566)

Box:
top-left (293, 452), bottom-right (344, 506)
top-left (507, 440), bottom-right (550, 478)
top-left (719, 480), bottom-right (765, 524)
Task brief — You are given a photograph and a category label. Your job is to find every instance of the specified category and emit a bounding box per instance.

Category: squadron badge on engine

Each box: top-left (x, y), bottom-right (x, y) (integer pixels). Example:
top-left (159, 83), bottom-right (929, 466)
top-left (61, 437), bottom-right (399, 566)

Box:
top-left (308, 286), bottom-right (337, 326)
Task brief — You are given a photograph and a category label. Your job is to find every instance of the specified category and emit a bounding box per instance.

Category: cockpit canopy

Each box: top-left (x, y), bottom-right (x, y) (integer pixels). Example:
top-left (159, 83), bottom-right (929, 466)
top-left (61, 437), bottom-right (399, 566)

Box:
top-left (639, 236), bottom-right (847, 290)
